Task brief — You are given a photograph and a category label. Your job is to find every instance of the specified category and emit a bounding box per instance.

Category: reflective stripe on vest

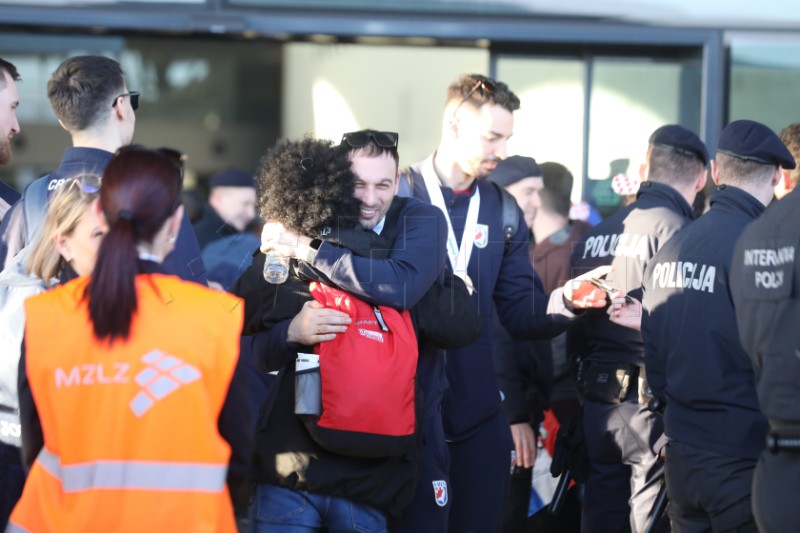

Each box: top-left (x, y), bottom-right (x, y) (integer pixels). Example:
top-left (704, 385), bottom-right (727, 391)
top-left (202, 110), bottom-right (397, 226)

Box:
top-left (6, 522), bottom-right (32, 533)
top-left (36, 448), bottom-right (227, 493)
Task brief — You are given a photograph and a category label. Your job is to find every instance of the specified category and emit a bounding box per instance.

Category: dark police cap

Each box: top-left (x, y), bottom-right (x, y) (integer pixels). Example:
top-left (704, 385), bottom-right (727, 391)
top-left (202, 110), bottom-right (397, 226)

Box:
top-left (488, 156), bottom-right (542, 188)
top-left (209, 168), bottom-right (254, 188)
top-left (649, 124), bottom-right (709, 166)
top-left (717, 119), bottom-right (796, 169)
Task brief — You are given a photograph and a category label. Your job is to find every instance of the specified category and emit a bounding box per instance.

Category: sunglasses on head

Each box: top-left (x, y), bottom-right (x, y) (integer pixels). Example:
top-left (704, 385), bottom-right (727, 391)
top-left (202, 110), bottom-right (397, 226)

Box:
top-left (341, 130), bottom-right (399, 149)
top-left (68, 173), bottom-right (102, 194)
top-left (112, 91), bottom-right (140, 112)
top-left (452, 77), bottom-right (496, 117)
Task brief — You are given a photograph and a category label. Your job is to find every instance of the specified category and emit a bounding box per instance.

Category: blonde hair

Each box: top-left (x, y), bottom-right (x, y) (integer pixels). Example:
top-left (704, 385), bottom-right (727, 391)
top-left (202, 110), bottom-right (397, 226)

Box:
top-left (26, 175), bottom-right (100, 281)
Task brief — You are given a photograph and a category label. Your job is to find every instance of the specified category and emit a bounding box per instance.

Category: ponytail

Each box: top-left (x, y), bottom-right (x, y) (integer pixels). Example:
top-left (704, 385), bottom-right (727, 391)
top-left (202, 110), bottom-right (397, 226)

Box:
top-left (87, 213), bottom-right (139, 342)
top-left (86, 145), bottom-right (183, 342)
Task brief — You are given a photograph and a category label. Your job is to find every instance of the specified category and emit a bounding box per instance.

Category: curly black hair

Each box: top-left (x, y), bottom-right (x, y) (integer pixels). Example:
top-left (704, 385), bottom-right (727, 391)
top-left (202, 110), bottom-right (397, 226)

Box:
top-left (255, 136), bottom-right (361, 236)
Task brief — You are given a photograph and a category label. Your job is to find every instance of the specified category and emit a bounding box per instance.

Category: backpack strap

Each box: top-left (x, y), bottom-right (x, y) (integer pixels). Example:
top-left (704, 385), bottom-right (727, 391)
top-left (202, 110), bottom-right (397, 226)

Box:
top-left (22, 175), bottom-right (50, 245)
top-left (487, 180), bottom-right (519, 243)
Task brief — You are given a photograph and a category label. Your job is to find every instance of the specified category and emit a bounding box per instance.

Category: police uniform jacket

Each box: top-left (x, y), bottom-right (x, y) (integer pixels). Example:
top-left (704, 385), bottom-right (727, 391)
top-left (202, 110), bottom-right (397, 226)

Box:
top-left (404, 159), bottom-right (567, 440)
top-left (642, 185), bottom-right (768, 459)
top-left (232, 196), bottom-right (480, 517)
top-left (568, 180), bottom-right (694, 367)
top-left (731, 186), bottom-right (800, 427)
top-left (0, 147), bottom-right (208, 285)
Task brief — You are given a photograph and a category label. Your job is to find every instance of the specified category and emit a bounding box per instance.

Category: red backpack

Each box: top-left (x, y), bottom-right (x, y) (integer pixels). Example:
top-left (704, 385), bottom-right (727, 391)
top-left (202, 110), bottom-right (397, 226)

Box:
top-left (303, 282), bottom-right (419, 457)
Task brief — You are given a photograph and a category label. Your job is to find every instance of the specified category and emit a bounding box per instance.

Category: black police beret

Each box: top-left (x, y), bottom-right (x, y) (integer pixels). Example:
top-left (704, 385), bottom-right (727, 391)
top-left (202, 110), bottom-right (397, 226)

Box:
top-left (717, 119), bottom-right (796, 169)
top-left (649, 124), bottom-right (709, 166)
top-left (209, 168), bottom-right (254, 188)
top-left (488, 156), bottom-right (542, 188)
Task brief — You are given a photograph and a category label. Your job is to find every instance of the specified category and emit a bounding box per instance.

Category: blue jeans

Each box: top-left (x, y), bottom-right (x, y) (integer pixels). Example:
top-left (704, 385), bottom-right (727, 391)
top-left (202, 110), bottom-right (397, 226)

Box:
top-left (249, 483), bottom-right (387, 533)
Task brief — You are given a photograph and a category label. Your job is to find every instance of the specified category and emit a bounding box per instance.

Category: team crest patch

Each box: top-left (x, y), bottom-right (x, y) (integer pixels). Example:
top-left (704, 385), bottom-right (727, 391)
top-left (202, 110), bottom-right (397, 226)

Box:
top-left (432, 480), bottom-right (448, 507)
top-left (474, 224), bottom-right (489, 248)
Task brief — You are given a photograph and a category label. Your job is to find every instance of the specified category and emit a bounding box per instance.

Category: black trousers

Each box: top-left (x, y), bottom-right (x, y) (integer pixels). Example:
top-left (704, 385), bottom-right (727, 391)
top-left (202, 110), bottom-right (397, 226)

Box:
top-left (752, 450), bottom-right (800, 533)
top-left (665, 440), bottom-right (758, 533)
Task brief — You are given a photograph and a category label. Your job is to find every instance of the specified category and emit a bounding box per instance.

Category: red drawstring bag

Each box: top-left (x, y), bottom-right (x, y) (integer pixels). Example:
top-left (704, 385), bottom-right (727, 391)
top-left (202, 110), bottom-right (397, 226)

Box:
top-left (303, 282), bottom-right (419, 457)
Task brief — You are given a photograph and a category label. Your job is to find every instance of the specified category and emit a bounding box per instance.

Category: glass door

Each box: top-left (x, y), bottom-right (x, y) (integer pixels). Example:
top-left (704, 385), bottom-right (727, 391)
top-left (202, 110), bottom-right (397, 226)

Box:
top-left (495, 48), bottom-right (703, 216)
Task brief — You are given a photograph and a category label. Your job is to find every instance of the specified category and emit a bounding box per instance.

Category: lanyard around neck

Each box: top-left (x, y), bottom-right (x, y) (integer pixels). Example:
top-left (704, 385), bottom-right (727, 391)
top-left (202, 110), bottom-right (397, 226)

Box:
top-left (421, 157), bottom-right (481, 291)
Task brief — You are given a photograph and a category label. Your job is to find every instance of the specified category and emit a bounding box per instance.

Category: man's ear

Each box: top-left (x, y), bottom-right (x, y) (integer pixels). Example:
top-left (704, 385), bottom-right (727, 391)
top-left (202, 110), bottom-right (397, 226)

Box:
top-left (112, 96), bottom-right (128, 122)
top-left (771, 166), bottom-right (782, 187)
top-left (694, 169), bottom-right (707, 193)
top-left (710, 160), bottom-right (721, 185)
top-left (57, 119), bottom-right (68, 132)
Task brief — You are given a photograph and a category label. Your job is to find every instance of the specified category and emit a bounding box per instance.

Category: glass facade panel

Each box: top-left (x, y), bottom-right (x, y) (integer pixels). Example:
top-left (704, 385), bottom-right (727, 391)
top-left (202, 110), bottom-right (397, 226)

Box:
top-left (587, 57), bottom-right (701, 215)
top-left (729, 39), bottom-right (800, 133)
top-left (496, 56), bottom-right (585, 202)
top-left (282, 42), bottom-right (488, 167)
top-left (0, 33), bottom-right (281, 190)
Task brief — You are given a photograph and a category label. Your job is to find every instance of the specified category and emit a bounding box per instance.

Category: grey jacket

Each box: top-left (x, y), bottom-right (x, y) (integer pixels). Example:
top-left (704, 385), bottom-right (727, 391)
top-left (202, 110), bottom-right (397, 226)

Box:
top-left (0, 248), bottom-right (47, 447)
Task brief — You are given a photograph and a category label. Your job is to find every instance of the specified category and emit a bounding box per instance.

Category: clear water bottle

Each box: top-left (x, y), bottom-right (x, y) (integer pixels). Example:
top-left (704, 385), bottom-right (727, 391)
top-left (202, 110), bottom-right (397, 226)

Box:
top-left (263, 252), bottom-right (290, 284)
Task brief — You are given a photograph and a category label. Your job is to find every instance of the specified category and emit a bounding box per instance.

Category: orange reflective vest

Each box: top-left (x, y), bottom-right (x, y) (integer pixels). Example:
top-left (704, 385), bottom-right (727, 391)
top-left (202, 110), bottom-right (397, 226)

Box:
top-left (9, 274), bottom-right (243, 533)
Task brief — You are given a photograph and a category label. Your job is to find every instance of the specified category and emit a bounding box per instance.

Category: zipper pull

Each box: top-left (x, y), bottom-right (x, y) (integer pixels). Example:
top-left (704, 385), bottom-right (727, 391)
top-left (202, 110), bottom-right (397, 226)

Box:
top-left (373, 307), bottom-right (389, 332)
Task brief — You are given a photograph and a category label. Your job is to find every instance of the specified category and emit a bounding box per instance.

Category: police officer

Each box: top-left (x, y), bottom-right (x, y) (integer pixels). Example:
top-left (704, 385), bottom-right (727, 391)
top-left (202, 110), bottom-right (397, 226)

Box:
top-left (569, 125), bottom-right (708, 532)
top-left (642, 119), bottom-right (793, 532)
top-left (729, 129), bottom-right (800, 532)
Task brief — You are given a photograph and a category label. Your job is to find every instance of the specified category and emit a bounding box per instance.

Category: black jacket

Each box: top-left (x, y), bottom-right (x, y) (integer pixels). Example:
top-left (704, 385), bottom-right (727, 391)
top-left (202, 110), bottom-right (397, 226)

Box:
top-left (643, 185), bottom-right (768, 459)
top-left (231, 197), bottom-right (480, 517)
top-left (492, 310), bottom-right (552, 427)
top-left (731, 186), bottom-right (800, 426)
top-left (193, 203), bottom-right (239, 251)
top-left (568, 181), bottom-right (695, 367)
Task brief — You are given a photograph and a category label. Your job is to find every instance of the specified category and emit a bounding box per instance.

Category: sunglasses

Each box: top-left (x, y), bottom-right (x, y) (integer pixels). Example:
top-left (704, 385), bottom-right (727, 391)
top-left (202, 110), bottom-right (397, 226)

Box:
top-left (68, 173), bottom-right (102, 194)
top-left (112, 91), bottom-right (140, 111)
top-left (341, 130), bottom-right (399, 149)
top-left (452, 77), bottom-right (496, 117)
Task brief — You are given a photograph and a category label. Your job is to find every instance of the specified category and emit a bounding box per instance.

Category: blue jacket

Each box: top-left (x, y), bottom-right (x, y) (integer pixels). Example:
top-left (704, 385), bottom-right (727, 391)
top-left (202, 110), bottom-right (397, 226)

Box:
top-left (568, 181), bottom-right (694, 367)
top-left (642, 185), bottom-right (768, 459)
top-left (0, 147), bottom-right (207, 285)
top-left (404, 158), bottom-right (565, 439)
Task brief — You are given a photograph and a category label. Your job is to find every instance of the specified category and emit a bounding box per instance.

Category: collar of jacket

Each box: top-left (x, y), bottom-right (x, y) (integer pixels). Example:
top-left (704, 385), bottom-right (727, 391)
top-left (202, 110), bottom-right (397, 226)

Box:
top-left (708, 184), bottom-right (766, 220)
top-left (635, 180), bottom-right (695, 219)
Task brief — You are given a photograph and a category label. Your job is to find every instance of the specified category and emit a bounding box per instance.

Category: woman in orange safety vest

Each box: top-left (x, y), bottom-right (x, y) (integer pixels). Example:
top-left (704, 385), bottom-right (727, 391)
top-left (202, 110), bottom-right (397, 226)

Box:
top-left (9, 146), bottom-right (252, 533)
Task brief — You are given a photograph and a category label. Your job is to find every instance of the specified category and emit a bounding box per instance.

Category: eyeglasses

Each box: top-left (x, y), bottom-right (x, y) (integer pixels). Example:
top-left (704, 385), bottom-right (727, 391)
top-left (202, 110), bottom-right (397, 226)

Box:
top-left (341, 130), bottom-right (399, 149)
top-left (112, 91), bottom-right (140, 111)
top-left (452, 77), bottom-right (496, 117)
top-left (68, 173), bottom-right (102, 194)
